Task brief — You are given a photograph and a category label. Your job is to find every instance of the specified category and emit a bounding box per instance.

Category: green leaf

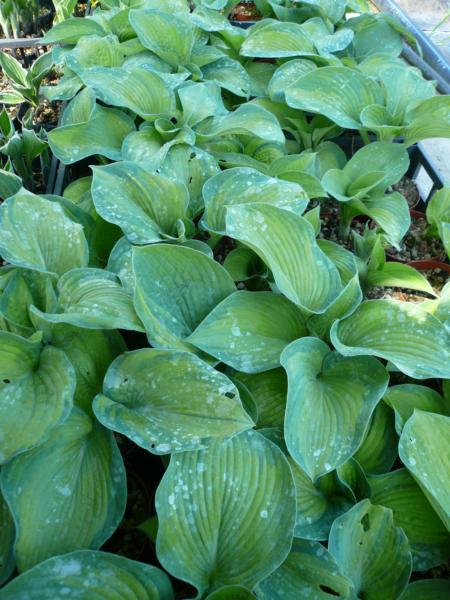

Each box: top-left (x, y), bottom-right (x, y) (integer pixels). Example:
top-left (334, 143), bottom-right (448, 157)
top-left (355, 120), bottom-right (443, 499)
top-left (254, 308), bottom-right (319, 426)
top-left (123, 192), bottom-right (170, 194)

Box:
top-left (80, 67), bottom-right (175, 120)
top-left (0, 331), bottom-right (75, 464)
top-left (384, 384), bottom-right (450, 435)
top-left (285, 66), bottom-right (383, 129)
top-left (0, 410), bottom-right (126, 571)
top-left (201, 167), bottom-right (308, 234)
top-left (331, 300), bottom-right (450, 379)
top-left (0, 550), bottom-right (174, 599)
top-left (369, 469), bottom-right (450, 571)
top-left (399, 411), bottom-right (450, 530)
top-left (0, 51), bottom-right (28, 87)
top-left (130, 9), bottom-right (195, 67)
top-left (156, 429), bottom-right (296, 596)
top-left (353, 402), bottom-right (398, 474)
top-left (33, 268), bottom-right (143, 332)
top-left (233, 368), bottom-right (287, 428)
top-left (0, 91), bottom-right (25, 105)
top-left (240, 21), bottom-right (316, 58)
top-left (206, 586), bottom-right (256, 599)
top-left (189, 291), bottom-right (307, 373)
top-left (65, 34), bottom-right (123, 74)
top-left (29, 314), bottom-right (125, 414)
top-left (226, 203), bottom-right (342, 313)
top-left (290, 461), bottom-right (354, 540)
top-left (0, 489), bottom-right (15, 585)
top-left (0, 192), bottom-right (88, 277)
top-left (196, 103), bottom-right (285, 144)
top-left (48, 93), bottom-right (135, 164)
top-left (404, 96), bottom-right (450, 146)
top-left (91, 161), bottom-right (189, 244)
top-left (268, 59), bottom-right (317, 103)
top-left (401, 579), bottom-right (450, 600)
top-left (329, 500), bottom-right (412, 600)
top-left (0, 169), bottom-right (22, 200)
top-left (255, 539), bottom-right (356, 600)
top-left (133, 244), bottom-right (235, 351)
top-left (93, 348), bottom-right (253, 454)
top-left (281, 337), bottom-right (388, 480)
top-left (42, 17), bottom-right (108, 44)
top-left (202, 57), bottom-right (251, 97)
top-left (367, 261), bottom-right (436, 296)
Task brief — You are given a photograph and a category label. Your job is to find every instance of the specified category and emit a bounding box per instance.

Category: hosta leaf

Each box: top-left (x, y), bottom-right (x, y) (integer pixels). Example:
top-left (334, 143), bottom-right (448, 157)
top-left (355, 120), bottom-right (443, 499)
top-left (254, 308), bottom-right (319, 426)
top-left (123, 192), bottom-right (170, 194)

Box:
top-left (290, 462), bottom-right (354, 540)
top-left (206, 586), bottom-right (256, 599)
top-left (268, 59), bottom-right (317, 102)
top-left (367, 261), bottom-right (435, 296)
top-left (240, 21), bottom-right (315, 58)
top-left (399, 411), bottom-right (450, 530)
top-left (129, 9), bottom-right (195, 68)
top-left (48, 92), bottom-right (135, 164)
top-left (0, 192), bottom-right (88, 277)
top-left (0, 550), bottom-right (174, 599)
top-left (158, 144), bottom-right (219, 218)
top-left (401, 579), bottom-right (450, 600)
top-left (42, 17), bottom-right (108, 44)
top-left (178, 81), bottom-right (226, 127)
top-left (91, 161), bottom-right (189, 244)
top-left (344, 192), bottom-right (410, 249)
top-left (0, 169), bottom-right (22, 200)
top-left (202, 57), bottom-right (251, 97)
top-left (285, 66), bottom-right (383, 129)
top-left (384, 384), bottom-right (450, 435)
top-left (80, 67), bottom-right (175, 119)
top-left (66, 34), bottom-right (123, 74)
top-left (0, 332), bottom-right (75, 464)
top-left (0, 410), bottom-right (126, 571)
top-left (94, 348), bottom-right (253, 454)
top-left (331, 300), bottom-right (450, 379)
top-left (34, 268), bottom-right (144, 332)
top-left (329, 500), bottom-right (412, 600)
top-left (196, 103), bottom-right (285, 144)
top-left (404, 96), bottom-right (450, 146)
top-left (201, 167), bottom-right (308, 234)
top-left (156, 429), bottom-right (296, 595)
top-left (107, 236), bottom-right (135, 294)
top-left (255, 539), bottom-right (355, 600)
top-left (133, 244), bottom-right (235, 351)
top-left (369, 469), bottom-right (450, 571)
top-left (0, 488), bottom-right (15, 585)
top-left (189, 291), bottom-right (307, 373)
top-left (226, 204), bottom-right (342, 313)
top-left (281, 337), bottom-right (388, 480)
top-left (353, 402), bottom-right (398, 474)
top-left (233, 369), bottom-right (287, 428)
top-left (29, 314), bottom-right (125, 414)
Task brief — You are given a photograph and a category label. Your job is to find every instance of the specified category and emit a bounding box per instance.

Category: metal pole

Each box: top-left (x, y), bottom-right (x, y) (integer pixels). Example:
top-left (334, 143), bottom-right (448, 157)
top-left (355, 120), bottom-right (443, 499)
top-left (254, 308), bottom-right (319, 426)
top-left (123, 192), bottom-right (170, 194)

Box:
top-left (371, 0), bottom-right (450, 87)
top-left (402, 43), bottom-right (450, 94)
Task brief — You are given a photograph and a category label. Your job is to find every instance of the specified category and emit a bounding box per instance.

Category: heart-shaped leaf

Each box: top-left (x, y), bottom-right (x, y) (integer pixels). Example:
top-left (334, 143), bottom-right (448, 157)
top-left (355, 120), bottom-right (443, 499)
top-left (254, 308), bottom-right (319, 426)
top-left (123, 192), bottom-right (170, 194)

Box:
top-left (329, 500), bottom-right (412, 600)
top-left (255, 539), bottom-right (356, 600)
top-left (34, 268), bottom-right (144, 332)
top-left (331, 300), bottom-right (450, 379)
top-left (0, 192), bottom-right (88, 278)
top-left (133, 244), bottom-right (235, 351)
top-left (189, 291), bottom-right (307, 373)
top-left (399, 411), bottom-right (450, 530)
top-left (285, 66), bottom-right (383, 129)
top-left (0, 331), bottom-right (75, 464)
top-left (226, 203), bottom-right (342, 313)
top-left (369, 469), bottom-right (450, 571)
top-left (156, 429), bottom-right (296, 596)
top-left (353, 402), bottom-right (398, 474)
top-left (91, 161), bottom-right (189, 244)
top-left (0, 550), bottom-right (174, 599)
top-left (94, 348), bottom-right (253, 454)
top-left (1, 409), bottom-right (126, 571)
top-left (201, 167), bottom-right (308, 234)
top-left (240, 21), bottom-right (315, 58)
top-left (401, 579), bottom-right (450, 600)
top-left (233, 369), bottom-right (287, 428)
top-left (281, 337), bottom-right (388, 480)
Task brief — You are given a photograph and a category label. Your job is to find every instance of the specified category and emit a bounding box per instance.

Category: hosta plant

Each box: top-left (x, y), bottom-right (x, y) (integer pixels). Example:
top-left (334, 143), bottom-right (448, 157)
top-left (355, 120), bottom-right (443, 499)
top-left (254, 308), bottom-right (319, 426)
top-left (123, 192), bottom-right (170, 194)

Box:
top-left (0, 0), bottom-right (449, 598)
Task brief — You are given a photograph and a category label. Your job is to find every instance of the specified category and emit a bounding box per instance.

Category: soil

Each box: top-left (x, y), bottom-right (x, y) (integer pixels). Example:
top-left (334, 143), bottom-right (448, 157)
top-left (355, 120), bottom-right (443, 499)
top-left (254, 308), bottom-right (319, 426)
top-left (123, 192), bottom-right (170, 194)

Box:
top-left (387, 213), bottom-right (445, 262)
top-left (34, 99), bottom-right (61, 129)
top-left (392, 175), bottom-right (420, 208)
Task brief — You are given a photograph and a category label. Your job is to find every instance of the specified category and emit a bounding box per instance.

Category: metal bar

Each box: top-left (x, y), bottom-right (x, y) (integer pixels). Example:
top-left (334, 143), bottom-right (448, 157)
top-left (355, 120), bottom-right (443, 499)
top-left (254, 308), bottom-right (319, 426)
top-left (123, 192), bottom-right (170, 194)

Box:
top-left (0, 37), bottom-right (49, 49)
top-left (402, 43), bottom-right (450, 95)
top-left (371, 0), bottom-right (450, 86)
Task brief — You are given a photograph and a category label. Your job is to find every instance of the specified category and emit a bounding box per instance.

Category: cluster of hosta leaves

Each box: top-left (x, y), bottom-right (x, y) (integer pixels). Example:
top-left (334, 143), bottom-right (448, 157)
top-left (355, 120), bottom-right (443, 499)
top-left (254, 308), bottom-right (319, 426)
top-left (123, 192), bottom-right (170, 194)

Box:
top-left (0, 0), bottom-right (449, 598)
